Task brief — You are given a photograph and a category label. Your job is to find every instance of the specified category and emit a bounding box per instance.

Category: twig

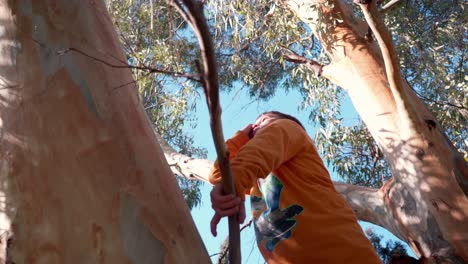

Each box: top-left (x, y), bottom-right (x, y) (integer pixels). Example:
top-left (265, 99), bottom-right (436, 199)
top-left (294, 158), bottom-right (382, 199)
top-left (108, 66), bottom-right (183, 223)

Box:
top-left (380, 0), bottom-right (402, 14)
top-left (240, 217), bottom-right (254, 232)
top-left (414, 91), bottom-right (467, 110)
top-left (58, 47), bottom-right (202, 83)
top-left (281, 47), bottom-right (324, 76)
top-left (215, 217), bottom-right (254, 264)
top-left (171, 0), bottom-right (241, 263)
top-left (112, 70), bottom-right (152, 91)
top-left (168, 0), bottom-right (193, 28)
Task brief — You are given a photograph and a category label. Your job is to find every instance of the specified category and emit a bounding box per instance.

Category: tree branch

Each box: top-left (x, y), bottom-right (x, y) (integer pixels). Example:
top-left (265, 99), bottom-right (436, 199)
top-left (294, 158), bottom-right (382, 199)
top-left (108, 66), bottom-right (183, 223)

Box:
top-left (415, 92), bottom-right (467, 111)
top-left (216, 217), bottom-right (254, 264)
top-left (281, 47), bottom-right (325, 76)
top-left (333, 181), bottom-right (406, 241)
top-left (172, 0), bottom-right (241, 263)
top-left (357, 1), bottom-right (422, 138)
top-left (334, 182), bottom-right (385, 224)
top-left (380, 0), bottom-right (402, 14)
top-left (154, 131), bottom-right (212, 183)
top-left (57, 46), bottom-right (201, 82)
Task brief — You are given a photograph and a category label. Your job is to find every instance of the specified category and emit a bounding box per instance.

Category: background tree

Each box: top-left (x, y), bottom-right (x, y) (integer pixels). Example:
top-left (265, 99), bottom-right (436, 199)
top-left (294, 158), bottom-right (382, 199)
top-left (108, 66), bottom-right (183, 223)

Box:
top-left (234, 0), bottom-right (468, 262)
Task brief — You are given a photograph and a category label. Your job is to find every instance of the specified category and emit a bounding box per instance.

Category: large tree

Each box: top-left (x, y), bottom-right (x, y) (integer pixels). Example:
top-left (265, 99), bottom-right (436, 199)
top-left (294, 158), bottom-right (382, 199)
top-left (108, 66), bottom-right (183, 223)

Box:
top-left (278, 1), bottom-right (467, 262)
top-left (0, 0), bottom-right (208, 263)
top-left (1, 0), bottom-right (466, 263)
top-left (111, 0), bottom-right (466, 263)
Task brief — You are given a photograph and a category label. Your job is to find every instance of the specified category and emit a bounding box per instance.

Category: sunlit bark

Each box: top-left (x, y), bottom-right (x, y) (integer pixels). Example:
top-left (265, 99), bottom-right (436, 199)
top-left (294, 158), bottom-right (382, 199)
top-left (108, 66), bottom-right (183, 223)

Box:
top-left (155, 132), bottom-right (212, 183)
top-left (281, 0), bottom-right (468, 262)
top-left (0, 0), bottom-right (209, 263)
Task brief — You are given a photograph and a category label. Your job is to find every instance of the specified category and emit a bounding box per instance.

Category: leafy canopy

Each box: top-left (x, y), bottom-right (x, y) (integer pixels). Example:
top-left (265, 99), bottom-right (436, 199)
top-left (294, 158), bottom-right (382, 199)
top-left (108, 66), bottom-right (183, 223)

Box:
top-left (106, 0), bottom-right (466, 192)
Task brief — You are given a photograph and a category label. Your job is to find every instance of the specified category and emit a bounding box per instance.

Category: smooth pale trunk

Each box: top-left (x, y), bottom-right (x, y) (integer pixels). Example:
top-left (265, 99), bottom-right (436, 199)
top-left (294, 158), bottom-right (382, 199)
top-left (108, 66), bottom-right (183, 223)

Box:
top-left (0, 0), bottom-right (209, 263)
top-left (284, 1), bottom-right (468, 262)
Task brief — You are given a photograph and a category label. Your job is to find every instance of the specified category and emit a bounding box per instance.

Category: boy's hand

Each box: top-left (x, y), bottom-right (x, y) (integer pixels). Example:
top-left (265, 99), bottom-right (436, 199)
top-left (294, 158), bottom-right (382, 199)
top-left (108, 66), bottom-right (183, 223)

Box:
top-left (240, 124), bottom-right (254, 139)
top-left (210, 182), bottom-right (246, 236)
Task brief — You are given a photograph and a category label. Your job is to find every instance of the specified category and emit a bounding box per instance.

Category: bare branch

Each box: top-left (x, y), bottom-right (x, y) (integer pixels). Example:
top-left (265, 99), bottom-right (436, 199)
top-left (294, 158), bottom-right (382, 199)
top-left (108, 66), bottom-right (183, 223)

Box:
top-left (154, 131), bottom-right (212, 183)
top-left (334, 182), bottom-right (385, 223)
top-left (381, 0), bottom-right (403, 14)
top-left (57, 47), bottom-right (202, 83)
top-left (171, 0), bottom-right (241, 262)
top-left (150, 0), bottom-right (154, 30)
top-left (415, 92), bottom-right (467, 111)
top-left (168, 0), bottom-right (193, 28)
top-left (216, 217), bottom-right (254, 264)
top-left (281, 47), bottom-right (324, 76)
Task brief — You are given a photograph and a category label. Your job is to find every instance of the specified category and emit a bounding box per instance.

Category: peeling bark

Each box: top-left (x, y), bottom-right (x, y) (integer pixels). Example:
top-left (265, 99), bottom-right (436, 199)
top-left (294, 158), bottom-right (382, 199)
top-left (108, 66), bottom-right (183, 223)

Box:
top-left (0, 0), bottom-right (209, 263)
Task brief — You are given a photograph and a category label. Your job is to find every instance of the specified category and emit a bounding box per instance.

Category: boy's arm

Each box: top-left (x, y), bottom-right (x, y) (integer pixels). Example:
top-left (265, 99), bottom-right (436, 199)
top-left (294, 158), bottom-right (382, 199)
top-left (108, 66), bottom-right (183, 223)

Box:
top-left (230, 119), bottom-right (306, 200)
top-left (208, 130), bottom-right (250, 185)
top-left (208, 125), bottom-right (252, 236)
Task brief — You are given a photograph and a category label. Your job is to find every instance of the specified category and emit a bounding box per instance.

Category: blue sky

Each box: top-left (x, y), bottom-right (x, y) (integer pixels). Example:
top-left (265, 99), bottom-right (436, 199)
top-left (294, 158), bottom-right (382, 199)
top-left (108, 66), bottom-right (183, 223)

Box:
top-left (187, 87), bottom-right (415, 263)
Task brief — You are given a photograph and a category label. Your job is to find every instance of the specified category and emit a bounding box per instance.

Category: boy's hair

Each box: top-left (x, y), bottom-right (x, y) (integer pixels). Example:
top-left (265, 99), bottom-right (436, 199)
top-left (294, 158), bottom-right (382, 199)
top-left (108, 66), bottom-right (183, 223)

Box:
top-left (258, 111), bottom-right (305, 130)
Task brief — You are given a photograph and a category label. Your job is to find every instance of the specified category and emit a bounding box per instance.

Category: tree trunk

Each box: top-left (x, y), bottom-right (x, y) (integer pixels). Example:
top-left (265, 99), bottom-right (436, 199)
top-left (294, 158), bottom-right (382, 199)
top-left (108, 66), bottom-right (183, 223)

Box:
top-left (0, 0), bottom-right (209, 263)
top-left (155, 132), bottom-right (212, 183)
top-left (282, 0), bottom-right (468, 263)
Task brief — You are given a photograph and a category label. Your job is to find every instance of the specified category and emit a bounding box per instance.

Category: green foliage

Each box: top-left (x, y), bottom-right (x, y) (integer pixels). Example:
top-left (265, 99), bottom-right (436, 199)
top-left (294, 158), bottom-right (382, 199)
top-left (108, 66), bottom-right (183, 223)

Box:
top-left (315, 122), bottom-right (391, 187)
top-left (175, 174), bottom-right (203, 210)
top-left (106, 0), bottom-right (466, 191)
top-left (208, 0), bottom-right (316, 98)
top-left (366, 229), bottom-right (410, 264)
top-left (385, 0), bottom-right (467, 155)
top-left (290, 0), bottom-right (466, 187)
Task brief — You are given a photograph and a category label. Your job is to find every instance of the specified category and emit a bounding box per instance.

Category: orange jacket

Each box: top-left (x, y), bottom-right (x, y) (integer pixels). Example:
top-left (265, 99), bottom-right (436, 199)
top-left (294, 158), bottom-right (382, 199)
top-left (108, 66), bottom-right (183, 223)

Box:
top-left (209, 119), bottom-right (381, 263)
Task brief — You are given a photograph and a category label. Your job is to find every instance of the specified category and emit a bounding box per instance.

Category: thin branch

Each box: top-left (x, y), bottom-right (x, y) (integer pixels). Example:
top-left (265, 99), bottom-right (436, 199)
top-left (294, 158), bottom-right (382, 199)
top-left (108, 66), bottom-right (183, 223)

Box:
top-left (380, 0), bottom-right (402, 14)
top-left (216, 217), bottom-right (254, 264)
top-left (168, 0), bottom-right (194, 29)
top-left (171, 0), bottom-right (241, 263)
top-left (58, 47), bottom-right (202, 82)
top-left (240, 217), bottom-right (254, 232)
top-left (150, 0), bottom-right (154, 30)
top-left (281, 47), bottom-right (324, 76)
top-left (370, 156), bottom-right (379, 182)
top-left (112, 70), bottom-right (153, 91)
top-left (219, 3), bottom-right (277, 57)
top-left (415, 92), bottom-right (467, 110)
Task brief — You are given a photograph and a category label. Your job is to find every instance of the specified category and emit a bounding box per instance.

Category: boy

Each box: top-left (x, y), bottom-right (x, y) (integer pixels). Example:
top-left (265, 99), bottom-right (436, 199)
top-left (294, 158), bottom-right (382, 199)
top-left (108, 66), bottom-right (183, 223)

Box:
top-left (209, 111), bottom-right (381, 263)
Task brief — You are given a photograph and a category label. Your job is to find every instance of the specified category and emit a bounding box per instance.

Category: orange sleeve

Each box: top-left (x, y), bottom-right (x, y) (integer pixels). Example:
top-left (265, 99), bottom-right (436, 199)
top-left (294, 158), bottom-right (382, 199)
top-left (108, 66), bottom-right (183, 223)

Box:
top-left (230, 119), bottom-right (306, 201)
top-left (208, 131), bottom-right (250, 185)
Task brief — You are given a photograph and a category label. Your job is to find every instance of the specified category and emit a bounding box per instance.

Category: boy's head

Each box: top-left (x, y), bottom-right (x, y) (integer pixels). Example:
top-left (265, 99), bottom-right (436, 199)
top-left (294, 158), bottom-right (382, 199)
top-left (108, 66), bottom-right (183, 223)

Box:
top-left (251, 111), bottom-right (305, 137)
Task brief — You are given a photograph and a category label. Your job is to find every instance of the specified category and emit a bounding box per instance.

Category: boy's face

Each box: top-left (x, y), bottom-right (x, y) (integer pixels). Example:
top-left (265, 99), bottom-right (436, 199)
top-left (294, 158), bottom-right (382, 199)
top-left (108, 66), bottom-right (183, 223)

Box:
top-left (251, 114), bottom-right (278, 137)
